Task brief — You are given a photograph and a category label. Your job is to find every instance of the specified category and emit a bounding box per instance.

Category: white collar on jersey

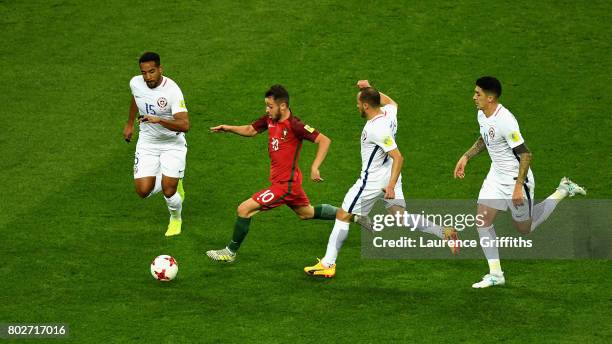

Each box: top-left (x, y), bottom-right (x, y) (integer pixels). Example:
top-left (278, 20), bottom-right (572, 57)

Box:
top-left (482, 104), bottom-right (503, 119)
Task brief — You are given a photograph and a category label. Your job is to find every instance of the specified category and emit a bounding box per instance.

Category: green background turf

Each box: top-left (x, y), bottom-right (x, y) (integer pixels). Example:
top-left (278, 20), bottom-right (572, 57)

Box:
top-left (1, 0), bottom-right (611, 342)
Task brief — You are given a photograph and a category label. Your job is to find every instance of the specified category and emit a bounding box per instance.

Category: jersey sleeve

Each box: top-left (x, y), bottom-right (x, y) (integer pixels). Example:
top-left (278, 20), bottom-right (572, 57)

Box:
top-left (170, 85), bottom-right (188, 114)
top-left (498, 113), bottom-right (525, 148)
top-left (369, 119), bottom-right (398, 153)
top-left (251, 115), bottom-right (269, 133)
top-left (382, 104), bottom-right (398, 120)
top-left (129, 76), bottom-right (139, 95)
top-left (290, 117), bottom-right (320, 142)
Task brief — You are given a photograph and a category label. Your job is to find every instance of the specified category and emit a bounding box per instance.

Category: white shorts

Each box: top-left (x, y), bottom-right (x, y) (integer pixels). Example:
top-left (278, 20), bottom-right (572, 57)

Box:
top-left (134, 139), bottom-right (187, 179)
top-left (341, 175), bottom-right (405, 216)
top-left (477, 177), bottom-right (535, 222)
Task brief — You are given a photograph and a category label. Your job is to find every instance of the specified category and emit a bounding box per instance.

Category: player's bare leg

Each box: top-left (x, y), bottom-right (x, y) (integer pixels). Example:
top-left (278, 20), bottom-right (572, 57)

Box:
top-left (237, 198), bottom-right (261, 218)
top-left (162, 175), bottom-right (182, 237)
top-left (512, 218), bottom-right (532, 234)
top-left (473, 204), bottom-right (505, 288)
top-left (290, 205), bottom-right (315, 219)
top-left (161, 175), bottom-right (179, 197)
top-left (134, 176), bottom-right (157, 198)
top-left (304, 208), bottom-right (353, 278)
top-left (290, 204), bottom-right (337, 220)
top-left (207, 198), bottom-right (261, 262)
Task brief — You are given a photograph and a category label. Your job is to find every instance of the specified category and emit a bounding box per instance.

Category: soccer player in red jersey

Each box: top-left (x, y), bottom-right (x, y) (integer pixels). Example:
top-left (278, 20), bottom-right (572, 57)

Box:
top-left (206, 85), bottom-right (337, 262)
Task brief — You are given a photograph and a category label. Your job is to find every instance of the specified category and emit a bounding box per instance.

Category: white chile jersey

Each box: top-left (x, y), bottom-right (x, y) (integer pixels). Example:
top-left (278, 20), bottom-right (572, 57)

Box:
top-left (477, 104), bottom-right (533, 185)
top-left (130, 75), bottom-right (188, 143)
top-left (359, 104), bottom-right (399, 188)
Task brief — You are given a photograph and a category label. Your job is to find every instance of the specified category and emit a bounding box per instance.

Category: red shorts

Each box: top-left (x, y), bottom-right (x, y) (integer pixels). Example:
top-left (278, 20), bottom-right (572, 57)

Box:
top-left (251, 182), bottom-right (310, 210)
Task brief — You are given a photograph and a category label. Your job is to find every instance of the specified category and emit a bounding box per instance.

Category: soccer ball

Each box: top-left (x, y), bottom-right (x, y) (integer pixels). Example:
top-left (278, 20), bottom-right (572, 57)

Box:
top-left (150, 255), bottom-right (178, 281)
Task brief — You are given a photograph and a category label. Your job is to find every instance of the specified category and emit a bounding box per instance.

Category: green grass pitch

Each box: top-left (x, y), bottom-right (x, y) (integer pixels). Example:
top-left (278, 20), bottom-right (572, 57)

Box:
top-left (1, 0), bottom-right (611, 342)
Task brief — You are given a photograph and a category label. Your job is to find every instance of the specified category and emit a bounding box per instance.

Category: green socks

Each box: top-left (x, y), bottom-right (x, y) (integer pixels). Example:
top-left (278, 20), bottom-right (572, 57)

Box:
top-left (313, 204), bottom-right (338, 220)
top-left (228, 216), bottom-right (251, 253)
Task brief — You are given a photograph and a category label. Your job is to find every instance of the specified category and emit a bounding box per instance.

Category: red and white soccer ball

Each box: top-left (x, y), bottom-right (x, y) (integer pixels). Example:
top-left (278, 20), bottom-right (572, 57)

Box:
top-left (150, 255), bottom-right (178, 281)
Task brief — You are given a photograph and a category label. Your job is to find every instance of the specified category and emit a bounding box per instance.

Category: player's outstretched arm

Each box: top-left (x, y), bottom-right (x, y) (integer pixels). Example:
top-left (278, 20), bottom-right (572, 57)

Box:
top-left (384, 148), bottom-right (404, 199)
top-left (210, 124), bottom-right (258, 137)
top-left (123, 96), bottom-right (138, 142)
top-left (310, 133), bottom-right (331, 182)
top-left (454, 137), bottom-right (485, 179)
top-left (356, 80), bottom-right (398, 108)
top-left (141, 112), bottom-right (190, 133)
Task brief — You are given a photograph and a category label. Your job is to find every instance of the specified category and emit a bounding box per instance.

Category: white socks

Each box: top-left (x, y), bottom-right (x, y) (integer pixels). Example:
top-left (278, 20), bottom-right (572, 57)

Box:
top-left (165, 192), bottom-right (182, 220)
top-left (322, 219), bottom-right (350, 267)
top-left (530, 189), bottom-right (568, 232)
top-left (477, 225), bottom-right (502, 276)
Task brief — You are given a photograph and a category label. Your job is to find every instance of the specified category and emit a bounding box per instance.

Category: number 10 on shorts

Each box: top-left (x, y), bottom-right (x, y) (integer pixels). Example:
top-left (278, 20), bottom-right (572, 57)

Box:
top-left (257, 190), bottom-right (275, 203)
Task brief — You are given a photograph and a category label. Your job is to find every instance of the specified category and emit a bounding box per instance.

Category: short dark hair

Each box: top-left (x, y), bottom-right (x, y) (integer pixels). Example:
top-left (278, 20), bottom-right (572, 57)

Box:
top-left (476, 76), bottom-right (502, 98)
top-left (139, 52), bottom-right (161, 66)
top-left (359, 87), bottom-right (381, 107)
top-left (265, 84), bottom-right (289, 105)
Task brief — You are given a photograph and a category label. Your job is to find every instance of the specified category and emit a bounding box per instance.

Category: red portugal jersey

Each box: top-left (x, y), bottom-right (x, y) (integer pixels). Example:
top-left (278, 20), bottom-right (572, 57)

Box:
top-left (251, 114), bottom-right (320, 184)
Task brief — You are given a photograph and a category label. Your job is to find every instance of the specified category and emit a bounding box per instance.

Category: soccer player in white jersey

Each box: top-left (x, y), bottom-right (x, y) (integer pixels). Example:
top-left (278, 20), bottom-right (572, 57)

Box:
top-left (304, 83), bottom-right (458, 278)
top-left (123, 52), bottom-right (190, 237)
top-left (453, 76), bottom-right (586, 288)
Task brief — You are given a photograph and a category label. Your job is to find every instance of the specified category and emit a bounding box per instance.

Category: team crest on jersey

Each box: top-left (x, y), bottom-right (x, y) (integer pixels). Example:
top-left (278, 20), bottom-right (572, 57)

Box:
top-left (488, 127), bottom-right (495, 140)
top-left (157, 97), bottom-right (168, 109)
top-left (361, 130), bottom-right (367, 142)
top-left (281, 128), bottom-right (288, 140)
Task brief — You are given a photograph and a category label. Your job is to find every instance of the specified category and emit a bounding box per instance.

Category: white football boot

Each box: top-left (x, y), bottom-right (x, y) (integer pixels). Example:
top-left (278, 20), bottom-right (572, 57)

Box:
top-left (472, 273), bottom-right (505, 288)
top-left (557, 177), bottom-right (587, 197)
top-left (206, 247), bottom-right (236, 263)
